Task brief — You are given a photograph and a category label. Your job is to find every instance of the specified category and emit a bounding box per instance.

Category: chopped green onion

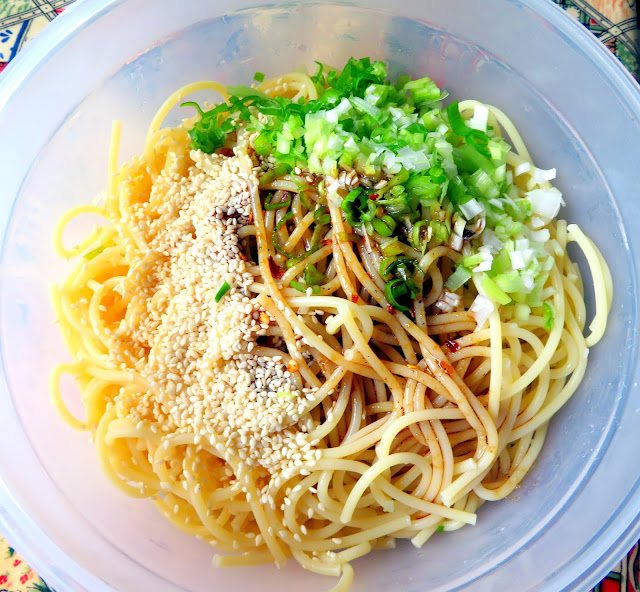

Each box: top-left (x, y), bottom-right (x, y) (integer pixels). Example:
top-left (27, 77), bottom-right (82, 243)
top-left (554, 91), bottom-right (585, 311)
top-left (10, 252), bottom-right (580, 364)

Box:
top-left (543, 302), bottom-right (554, 331)
top-left (337, 232), bottom-right (360, 242)
top-left (341, 188), bottom-right (368, 227)
top-left (495, 271), bottom-right (527, 294)
top-left (180, 60), bottom-right (559, 309)
top-left (446, 101), bottom-right (470, 137)
top-left (490, 249), bottom-right (511, 276)
top-left (310, 224), bottom-right (328, 247)
top-left (381, 258), bottom-right (415, 279)
top-left (376, 170), bottom-right (410, 196)
top-left (437, 525), bottom-right (445, 533)
top-left (466, 129), bottom-right (492, 158)
top-left (429, 166), bottom-right (446, 185)
top-left (375, 191), bottom-right (412, 217)
top-left (313, 206), bottom-right (331, 225)
top-left (384, 279), bottom-right (413, 312)
top-left (290, 280), bottom-right (307, 293)
top-left (227, 84), bottom-right (272, 100)
top-left (430, 220), bottom-right (450, 242)
top-left (446, 101), bottom-right (493, 158)
top-left (259, 163), bottom-right (292, 188)
top-left (350, 96), bottom-right (384, 121)
top-left (453, 144), bottom-right (496, 174)
top-left (83, 245), bottom-right (107, 260)
top-left (304, 264), bottom-right (325, 286)
top-left (447, 176), bottom-right (472, 207)
top-left (410, 220), bottom-right (431, 251)
top-left (299, 190), bottom-right (316, 210)
top-left (445, 266), bottom-right (472, 291)
top-left (273, 211), bottom-right (294, 257)
top-left (215, 281), bottom-right (231, 303)
top-left (180, 101), bottom-right (205, 117)
top-left (277, 391), bottom-right (295, 398)
top-left (372, 215), bottom-right (396, 237)
top-left (404, 76), bottom-right (441, 105)
top-left (481, 275), bottom-right (511, 305)
top-left (264, 192), bottom-right (292, 210)
top-left (380, 256), bottom-right (397, 278)
top-left (514, 303), bottom-right (531, 321)
top-left (254, 132), bottom-right (271, 156)
top-left (182, 100), bottom-right (234, 153)
top-left (285, 244), bottom-right (321, 268)
top-left (380, 237), bottom-right (405, 257)
top-left (310, 61), bottom-right (326, 88)
top-left (462, 254), bottom-right (485, 268)
top-left (405, 174), bottom-right (440, 205)
top-left (470, 170), bottom-right (500, 200)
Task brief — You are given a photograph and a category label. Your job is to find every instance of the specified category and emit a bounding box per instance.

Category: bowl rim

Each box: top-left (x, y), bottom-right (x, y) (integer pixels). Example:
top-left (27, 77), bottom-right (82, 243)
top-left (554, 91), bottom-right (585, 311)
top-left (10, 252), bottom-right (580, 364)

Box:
top-left (0, 1), bottom-right (639, 591)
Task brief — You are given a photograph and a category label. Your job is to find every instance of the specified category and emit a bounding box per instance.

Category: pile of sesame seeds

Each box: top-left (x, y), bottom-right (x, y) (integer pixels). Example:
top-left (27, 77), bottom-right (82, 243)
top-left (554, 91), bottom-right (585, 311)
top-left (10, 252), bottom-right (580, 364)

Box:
top-left (110, 149), bottom-right (319, 475)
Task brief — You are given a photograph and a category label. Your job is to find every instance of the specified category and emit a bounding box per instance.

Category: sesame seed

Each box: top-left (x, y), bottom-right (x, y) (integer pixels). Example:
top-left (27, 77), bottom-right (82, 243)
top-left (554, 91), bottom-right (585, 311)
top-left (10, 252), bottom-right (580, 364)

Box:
top-left (100, 148), bottom-right (320, 496)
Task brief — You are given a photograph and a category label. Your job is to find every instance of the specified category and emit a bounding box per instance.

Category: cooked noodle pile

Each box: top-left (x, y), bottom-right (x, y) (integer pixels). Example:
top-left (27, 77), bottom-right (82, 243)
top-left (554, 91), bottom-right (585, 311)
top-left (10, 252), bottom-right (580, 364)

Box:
top-left (51, 62), bottom-right (612, 591)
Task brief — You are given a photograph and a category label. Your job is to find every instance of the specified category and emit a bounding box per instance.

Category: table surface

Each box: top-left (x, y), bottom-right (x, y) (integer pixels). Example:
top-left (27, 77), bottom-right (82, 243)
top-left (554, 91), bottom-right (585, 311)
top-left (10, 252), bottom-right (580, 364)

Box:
top-left (0, 0), bottom-right (639, 591)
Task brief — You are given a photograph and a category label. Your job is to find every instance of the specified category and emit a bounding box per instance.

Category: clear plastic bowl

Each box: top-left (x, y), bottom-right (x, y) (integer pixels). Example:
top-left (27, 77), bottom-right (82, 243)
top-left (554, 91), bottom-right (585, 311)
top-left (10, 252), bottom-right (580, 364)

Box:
top-left (1, 1), bottom-right (639, 591)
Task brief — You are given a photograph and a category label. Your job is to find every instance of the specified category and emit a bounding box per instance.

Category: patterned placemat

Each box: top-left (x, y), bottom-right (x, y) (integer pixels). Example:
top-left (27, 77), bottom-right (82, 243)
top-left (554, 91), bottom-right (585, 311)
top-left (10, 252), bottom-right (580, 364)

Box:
top-left (0, 0), bottom-right (638, 591)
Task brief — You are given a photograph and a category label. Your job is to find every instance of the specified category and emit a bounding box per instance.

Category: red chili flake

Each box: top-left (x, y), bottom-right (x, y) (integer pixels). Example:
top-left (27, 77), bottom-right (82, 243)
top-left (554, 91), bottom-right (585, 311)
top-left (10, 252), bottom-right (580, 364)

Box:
top-left (436, 358), bottom-right (453, 375)
top-left (351, 294), bottom-right (359, 303)
top-left (268, 256), bottom-right (284, 279)
top-left (387, 304), bottom-right (396, 315)
top-left (368, 193), bottom-right (379, 201)
top-left (287, 360), bottom-right (300, 373)
top-left (444, 340), bottom-right (461, 353)
top-left (13, 559), bottom-right (21, 567)
top-left (322, 238), bottom-right (334, 246)
top-left (216, 147), bottom-right (234, 158)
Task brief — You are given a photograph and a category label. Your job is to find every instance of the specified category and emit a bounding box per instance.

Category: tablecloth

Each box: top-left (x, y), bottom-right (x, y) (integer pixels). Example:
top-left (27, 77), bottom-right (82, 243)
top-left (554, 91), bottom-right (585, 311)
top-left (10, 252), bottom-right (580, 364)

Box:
top-left (0, 0), bottom-right (638, 591)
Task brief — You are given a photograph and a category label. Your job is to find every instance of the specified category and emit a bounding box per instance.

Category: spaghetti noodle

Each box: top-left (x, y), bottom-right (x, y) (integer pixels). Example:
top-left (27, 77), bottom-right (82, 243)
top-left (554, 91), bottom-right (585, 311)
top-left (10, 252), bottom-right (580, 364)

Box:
top-left (51, 59), bottom-right (611, 591)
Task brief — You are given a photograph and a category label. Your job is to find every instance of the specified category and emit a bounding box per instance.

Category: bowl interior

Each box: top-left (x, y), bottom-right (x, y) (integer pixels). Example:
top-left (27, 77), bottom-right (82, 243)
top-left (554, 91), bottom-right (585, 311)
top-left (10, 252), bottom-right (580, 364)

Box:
top-left (0, 1), bottom-right (639, 591)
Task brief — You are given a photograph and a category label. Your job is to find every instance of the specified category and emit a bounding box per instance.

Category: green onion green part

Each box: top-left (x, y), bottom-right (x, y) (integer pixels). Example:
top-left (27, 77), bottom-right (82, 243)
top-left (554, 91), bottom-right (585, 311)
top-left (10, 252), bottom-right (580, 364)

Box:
top-left (543, 302), bottom-right (555, 331)
top-left (83, 245), bottom-right (107, 260)
top-left (290, 280), bottom-right (308, 293)
top-left (304, 264), bottom-right (326, 286)
top-left (215, 281), bottom-right (231, 303)
top-left (273, 212), bottom-right (295, 257)
top-left (264, 192), bottom-right (292, 210)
